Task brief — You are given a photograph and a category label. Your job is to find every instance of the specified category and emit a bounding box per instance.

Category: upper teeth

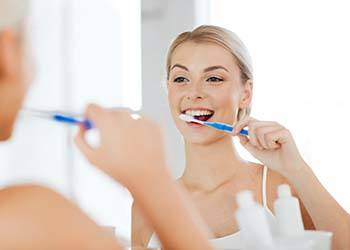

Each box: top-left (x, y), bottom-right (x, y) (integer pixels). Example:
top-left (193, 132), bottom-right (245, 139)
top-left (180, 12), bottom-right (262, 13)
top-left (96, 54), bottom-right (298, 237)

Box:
top-left (185, 110), bottom-right (213, 116)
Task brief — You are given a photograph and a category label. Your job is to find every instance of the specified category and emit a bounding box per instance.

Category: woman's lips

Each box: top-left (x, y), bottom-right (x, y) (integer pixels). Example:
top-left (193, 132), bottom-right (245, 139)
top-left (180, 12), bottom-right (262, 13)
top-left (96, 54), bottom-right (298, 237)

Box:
top-left (179, 109), bottom-right (215, 129)
top-left (186, 121), bottom-right (204, 128)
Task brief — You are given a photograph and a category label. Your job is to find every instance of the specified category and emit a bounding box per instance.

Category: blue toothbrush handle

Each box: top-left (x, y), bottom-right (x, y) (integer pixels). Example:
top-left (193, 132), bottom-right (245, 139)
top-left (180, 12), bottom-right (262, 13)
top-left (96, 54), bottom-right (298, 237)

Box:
top-left (206, 122), bottom-right (248, 136)
top-left (237, 128), bottom-right (249, 136)
top-left (53, 114), bottom-right (94, 130)
top-left (81, 119), bottom-right (94, 130)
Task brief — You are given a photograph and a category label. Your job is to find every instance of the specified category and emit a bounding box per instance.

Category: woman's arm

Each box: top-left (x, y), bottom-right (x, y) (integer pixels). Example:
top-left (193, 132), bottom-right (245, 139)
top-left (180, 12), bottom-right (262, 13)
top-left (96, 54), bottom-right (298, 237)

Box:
top-left (266, 169), bottom-right (315, 230)
top-left (287, 162), bottom-right (350, 249)
top-left (233, 117), bottom-right (350, 250)
top-left (75, 104), bottom-right (213, 250)
top-left (131, 201), bottom-right (154, 247)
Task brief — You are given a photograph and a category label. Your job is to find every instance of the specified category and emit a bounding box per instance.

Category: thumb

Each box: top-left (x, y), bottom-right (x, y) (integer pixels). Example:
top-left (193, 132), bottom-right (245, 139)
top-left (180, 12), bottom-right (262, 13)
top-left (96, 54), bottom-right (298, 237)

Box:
top-left (84, 104), bottom-right (106, 129)
top-left (238, 135), bottom-right (260, 155)
top-left (74, 127), bottom-right (97, 163)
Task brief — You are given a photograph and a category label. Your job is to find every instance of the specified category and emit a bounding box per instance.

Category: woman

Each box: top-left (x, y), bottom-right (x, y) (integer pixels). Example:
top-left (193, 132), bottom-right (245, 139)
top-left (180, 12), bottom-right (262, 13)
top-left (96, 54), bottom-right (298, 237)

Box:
top-left (0, 1), bottom-right (213, 249)
top-left (132, 25), bottom-right (350, 249)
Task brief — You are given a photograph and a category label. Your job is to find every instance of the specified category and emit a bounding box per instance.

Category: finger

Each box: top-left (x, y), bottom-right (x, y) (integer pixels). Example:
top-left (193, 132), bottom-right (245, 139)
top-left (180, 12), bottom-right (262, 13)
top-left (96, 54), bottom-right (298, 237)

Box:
top-left (238, 134), bottom-right (249, 145)
top-left (84, 104), bottom-right (108, 128)
top-left (107, 107), bottom-right (144, 122)
top-left (233, 117), bottom-right (255, 136)
top-left (110, 110), bottom-right (138, 132)
top-left (246, 120), bottom-right (281, 149)
top-left (233, 117), bottom-right (261, 148)
top-left (265, 128), bottom-right (291, 148)
top-left (245, 121), bottom-right (263, 149)
top-left (250, 120), bottom-right (280, 128)
top-left (238, 135), bottom-right (260, 155)
top-left (110, 108), bottom-right (133, 118)
top-left (234, 119), bottom-right (280, 136)
top-left (109, 107), bottom-right (134, 113)
top-left (74, 127), bottom-right (97, 162)
top-left (256, 126), bottom-right (283, 149)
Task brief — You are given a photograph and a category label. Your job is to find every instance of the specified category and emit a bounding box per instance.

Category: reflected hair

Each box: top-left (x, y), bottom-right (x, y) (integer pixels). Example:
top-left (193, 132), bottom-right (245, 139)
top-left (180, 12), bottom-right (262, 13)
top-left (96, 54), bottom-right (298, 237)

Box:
top-left (0, 0), bottom-right (29, 32)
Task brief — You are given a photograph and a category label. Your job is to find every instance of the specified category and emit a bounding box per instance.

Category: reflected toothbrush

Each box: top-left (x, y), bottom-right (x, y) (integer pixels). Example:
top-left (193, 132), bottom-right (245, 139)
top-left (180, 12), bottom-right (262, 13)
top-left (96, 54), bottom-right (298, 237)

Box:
top-left (22, 108), bottom-right (94, 129)
top-left (179, 114), bottom-right (248, 136)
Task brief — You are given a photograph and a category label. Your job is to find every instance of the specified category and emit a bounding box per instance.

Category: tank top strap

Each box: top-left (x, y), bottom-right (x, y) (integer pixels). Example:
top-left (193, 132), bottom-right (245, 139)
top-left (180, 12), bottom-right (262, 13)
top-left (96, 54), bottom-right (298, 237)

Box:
top-left (262, 165), bottom-right (268, 208)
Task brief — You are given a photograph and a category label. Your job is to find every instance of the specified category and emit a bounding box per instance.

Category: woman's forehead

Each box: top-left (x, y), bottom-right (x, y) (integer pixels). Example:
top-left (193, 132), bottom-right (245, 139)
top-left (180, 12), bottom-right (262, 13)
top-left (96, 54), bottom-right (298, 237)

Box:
top-left (170, 41), bottom-right (239, 73)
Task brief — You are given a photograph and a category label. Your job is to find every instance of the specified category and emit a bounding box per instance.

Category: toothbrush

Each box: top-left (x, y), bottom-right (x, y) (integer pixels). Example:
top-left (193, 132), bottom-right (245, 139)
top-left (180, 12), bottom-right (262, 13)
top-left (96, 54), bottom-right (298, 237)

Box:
top-left (22, 108), bottom-right (94, 130)
top-left (179, 114), bottom-right (248, 136)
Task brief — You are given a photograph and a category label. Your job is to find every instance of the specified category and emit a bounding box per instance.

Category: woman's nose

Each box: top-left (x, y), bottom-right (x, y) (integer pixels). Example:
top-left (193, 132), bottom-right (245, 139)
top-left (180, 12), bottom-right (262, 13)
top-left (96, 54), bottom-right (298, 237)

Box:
top-left (186, 83), bottom-right (205, 101)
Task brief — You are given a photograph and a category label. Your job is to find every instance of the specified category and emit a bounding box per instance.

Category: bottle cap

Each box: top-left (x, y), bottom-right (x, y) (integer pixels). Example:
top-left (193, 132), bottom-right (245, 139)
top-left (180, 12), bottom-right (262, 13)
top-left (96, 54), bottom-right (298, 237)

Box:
top-left (278, 184), bottom-right (292, 198)
top-left (236, 190), bottom-right (255, 208)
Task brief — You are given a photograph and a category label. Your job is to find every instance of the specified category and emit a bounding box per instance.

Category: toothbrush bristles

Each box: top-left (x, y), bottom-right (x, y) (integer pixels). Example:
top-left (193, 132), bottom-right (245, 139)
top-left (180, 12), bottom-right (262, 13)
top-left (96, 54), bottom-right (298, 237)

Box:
top-left (179, 114), bottom-right (194, 122)
top-left (178, 114), bottom-right (205, 124)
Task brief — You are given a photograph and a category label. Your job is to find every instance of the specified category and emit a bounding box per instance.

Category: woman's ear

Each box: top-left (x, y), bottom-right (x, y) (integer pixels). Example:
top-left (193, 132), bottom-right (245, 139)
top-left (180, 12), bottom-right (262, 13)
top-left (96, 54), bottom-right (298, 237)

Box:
top-left (239, 79), bottom-right (253, 109)
top-left (0, 29), bottom-right (18, 83)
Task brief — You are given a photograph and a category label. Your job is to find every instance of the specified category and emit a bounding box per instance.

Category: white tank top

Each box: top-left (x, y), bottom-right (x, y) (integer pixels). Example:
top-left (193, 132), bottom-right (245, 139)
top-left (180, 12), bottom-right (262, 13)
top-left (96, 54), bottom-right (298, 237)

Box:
top-left (148, 166), bottom-right (274, 249)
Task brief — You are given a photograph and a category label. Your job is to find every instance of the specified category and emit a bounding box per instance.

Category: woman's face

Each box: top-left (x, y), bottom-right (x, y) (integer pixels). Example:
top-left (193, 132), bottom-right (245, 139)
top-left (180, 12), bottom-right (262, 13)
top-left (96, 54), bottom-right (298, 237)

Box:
top-left (167, 41), bottom-right (252, 145)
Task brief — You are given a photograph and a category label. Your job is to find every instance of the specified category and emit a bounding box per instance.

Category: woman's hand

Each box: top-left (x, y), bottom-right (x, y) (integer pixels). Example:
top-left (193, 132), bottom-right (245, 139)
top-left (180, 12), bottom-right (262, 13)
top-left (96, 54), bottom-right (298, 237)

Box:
top-left (75, 104), bottom-right (168, 189)
top-left (232, 117), bottom-right (306, 179)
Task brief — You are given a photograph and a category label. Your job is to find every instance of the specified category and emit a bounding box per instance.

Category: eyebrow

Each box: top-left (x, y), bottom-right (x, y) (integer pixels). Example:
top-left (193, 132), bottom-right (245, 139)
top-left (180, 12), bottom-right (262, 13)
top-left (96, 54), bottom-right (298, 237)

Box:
top-left (171, 64), bottom-right (189, 71)
top-left (170, 64), bottom-right (229, 73)
top-left (203, 65), bottom-right (229, 73)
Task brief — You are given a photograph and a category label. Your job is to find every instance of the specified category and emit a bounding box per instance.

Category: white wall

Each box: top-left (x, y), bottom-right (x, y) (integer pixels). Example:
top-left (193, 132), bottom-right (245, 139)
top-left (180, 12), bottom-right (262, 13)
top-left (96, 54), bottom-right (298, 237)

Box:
top-left (141, 0), bottom-right (198, 177)
top-left (209, 0), bottom-right (350, 211)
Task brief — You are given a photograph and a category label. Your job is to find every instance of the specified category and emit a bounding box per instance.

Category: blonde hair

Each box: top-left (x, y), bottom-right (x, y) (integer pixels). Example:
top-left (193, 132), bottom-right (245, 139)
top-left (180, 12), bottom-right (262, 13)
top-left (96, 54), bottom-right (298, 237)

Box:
top-left (166, 25), bottom-right (253, 120)
top-left (0, 0), bottom-right (29, 32)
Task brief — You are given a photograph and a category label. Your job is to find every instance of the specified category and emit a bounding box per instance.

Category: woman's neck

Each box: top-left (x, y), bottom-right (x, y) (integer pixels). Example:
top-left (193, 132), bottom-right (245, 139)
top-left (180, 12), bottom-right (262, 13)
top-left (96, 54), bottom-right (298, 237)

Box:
top-left (181, 136), bottom-right (246, 192)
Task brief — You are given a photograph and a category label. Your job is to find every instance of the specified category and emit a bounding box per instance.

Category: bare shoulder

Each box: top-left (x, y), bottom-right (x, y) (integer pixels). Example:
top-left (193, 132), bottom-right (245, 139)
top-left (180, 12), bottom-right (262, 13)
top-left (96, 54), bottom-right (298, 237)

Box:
top-left (264, 168), bottom-right (289, 211)
top-left (0, 184), bottom-right (71, 204)
top-left (264, 168), bottom-right (306, 210)
top-left (264, 169), bottom-right (315, 229)
top-left (0, 184), bottom-right (71, 214)
top-left (0, 184), bottom-right (121, 250)
top-left (0, 184), bottom-right (85, 218)
top-left (131, 200), bottom-right (154, 247)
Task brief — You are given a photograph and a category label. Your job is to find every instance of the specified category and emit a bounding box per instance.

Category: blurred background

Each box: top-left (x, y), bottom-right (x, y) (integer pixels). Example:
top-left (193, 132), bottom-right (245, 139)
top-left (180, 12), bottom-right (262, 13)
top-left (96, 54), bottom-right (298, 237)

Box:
top-left (0, 0), bottom-right (349, 244)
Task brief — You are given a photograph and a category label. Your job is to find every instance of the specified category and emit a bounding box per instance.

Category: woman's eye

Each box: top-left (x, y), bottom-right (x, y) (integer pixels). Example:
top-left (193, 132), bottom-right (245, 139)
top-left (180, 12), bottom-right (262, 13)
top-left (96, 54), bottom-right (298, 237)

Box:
top-left (206, 76), bottom-right (223, 83)
top-left (173, 77), bottom-right (188, 83)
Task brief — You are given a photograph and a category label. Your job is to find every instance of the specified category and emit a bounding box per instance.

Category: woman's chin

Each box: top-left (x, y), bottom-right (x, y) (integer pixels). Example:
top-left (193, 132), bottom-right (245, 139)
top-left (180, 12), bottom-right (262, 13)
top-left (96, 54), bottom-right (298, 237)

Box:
top-left (181, 131), bottom-right (226, 145)
top-left (175, 121), bottom-right (228, 145)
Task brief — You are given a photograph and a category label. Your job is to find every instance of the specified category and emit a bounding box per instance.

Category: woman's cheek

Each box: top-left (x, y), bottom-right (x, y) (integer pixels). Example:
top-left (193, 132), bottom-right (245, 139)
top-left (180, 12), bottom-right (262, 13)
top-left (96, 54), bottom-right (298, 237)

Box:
top-left (214, 86), bottom-right (238, 108)
top-left (168, 91), bottom-right (182, 119)
top-left (167, 89), bottom-right (176, 108)
top-left (214, 89), bottom-right (240, 123)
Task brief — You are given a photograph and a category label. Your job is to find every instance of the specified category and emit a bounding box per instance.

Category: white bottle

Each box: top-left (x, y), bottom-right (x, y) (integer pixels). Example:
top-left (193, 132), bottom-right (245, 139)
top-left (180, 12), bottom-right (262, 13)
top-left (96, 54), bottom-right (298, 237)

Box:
top-left (236, 190), bottom-right (274, 249)
top-left (274, 184), bottom-right (304, 237)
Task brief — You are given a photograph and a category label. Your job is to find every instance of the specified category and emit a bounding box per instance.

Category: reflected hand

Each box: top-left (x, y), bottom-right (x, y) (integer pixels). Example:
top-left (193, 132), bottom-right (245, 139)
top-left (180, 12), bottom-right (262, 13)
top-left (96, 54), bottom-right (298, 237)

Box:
top-left (75, 104), bottom-right (168, 188)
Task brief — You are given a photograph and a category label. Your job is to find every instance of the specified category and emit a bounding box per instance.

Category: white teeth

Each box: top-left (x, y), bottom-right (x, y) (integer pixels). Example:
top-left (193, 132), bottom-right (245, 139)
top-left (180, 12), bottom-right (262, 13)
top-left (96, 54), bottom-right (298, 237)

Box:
top-left (185, 110), bottom-right (214, 116)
